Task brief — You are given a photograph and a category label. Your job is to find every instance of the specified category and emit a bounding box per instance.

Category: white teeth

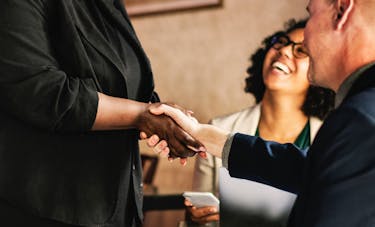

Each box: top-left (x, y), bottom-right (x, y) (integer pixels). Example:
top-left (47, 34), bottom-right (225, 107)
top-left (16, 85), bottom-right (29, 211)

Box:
top-left (272, 62), bottom-right (291, 74)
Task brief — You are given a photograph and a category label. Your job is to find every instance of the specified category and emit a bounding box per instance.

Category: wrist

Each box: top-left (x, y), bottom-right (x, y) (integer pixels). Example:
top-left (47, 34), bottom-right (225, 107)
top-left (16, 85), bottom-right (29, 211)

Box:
top-left (132, 102), bottom-right (150, 129)
top-left (199, 124), bottom-right (229, 158)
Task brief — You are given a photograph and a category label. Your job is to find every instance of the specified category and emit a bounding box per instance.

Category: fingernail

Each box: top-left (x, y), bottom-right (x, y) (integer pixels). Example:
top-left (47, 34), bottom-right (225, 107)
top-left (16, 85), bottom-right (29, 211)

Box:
top-left (180, 159), bottom-right (187, 166)
top-left (199, 146), bottom-right (206, 152)
top-left (210, 208), bottom-right (217, 213)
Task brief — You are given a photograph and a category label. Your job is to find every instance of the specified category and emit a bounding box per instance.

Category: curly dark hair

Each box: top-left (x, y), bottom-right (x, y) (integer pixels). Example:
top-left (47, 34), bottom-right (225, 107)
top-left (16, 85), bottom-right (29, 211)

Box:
top-left (244, 18), bottom-right (335, 120)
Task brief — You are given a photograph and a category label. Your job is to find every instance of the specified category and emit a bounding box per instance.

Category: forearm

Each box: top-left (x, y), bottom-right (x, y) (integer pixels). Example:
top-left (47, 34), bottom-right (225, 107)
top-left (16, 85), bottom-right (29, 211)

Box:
top-left (197, 124), bottom-right (230, 159)
top-left (92, 92), bottom-right (148, 130)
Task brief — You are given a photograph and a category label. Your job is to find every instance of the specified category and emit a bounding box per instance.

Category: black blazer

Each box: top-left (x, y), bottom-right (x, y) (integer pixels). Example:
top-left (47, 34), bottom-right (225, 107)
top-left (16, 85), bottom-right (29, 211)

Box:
top-left (227, 65), bottom-right (375, 226)
top-left (0, 0), bottom-right (154, 225)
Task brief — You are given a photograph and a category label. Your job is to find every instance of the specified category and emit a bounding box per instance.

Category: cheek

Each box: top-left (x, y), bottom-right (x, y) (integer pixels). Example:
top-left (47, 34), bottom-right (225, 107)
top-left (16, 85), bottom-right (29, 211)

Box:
top-left (296, 60), bottom-right (310, 86)
top-left (262, 51), bottom-right (271, 76)
top-left (299, 59), bottom-right (310, 74)
top-left (305, 17), bottom-right (316, 37)
top-left (262, 49), bottom-right (276, 75)
top-left (304, 23), bottom-right (314, 54)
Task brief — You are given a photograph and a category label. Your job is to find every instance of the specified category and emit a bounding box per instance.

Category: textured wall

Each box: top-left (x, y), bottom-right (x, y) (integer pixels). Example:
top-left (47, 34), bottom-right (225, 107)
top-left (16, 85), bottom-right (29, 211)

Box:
top-left (132, 0), bottom-right (308, 123)
top-left (131, 1), bottom-right (308, 225)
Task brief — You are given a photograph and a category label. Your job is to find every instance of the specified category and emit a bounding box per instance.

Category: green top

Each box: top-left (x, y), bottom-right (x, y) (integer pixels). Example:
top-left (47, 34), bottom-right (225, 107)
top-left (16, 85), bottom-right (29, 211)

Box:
top-left (255, 120), bottom-right (311, 149)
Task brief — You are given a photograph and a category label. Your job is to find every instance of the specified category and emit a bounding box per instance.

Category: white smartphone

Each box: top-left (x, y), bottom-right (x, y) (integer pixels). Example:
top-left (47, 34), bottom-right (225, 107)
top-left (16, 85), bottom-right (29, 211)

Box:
top-left (183, 191), bottom-right (219, 208)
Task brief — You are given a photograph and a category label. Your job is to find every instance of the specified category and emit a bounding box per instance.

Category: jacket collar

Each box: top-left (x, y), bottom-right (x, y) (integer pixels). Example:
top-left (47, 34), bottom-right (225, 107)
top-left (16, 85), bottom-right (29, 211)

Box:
top-left (345, 63), bottom-right (375, 102)
top-left (72, 0), bottom-right (127, 78)
top-left (94, 0), bottom-right (155, 102)
top-left (72, 0), bottom-right (147, 81)
top-left (98, 0), bottom-right (147, 56)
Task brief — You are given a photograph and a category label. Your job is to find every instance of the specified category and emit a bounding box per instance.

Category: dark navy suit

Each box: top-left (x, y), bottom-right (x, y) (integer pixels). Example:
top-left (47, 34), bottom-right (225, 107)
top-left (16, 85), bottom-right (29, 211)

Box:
top-left (228, 65), bottom-right (375, 227)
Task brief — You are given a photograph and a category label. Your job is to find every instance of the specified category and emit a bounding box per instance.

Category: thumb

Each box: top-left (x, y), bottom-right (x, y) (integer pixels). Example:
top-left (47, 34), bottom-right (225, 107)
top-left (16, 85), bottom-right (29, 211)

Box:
top-left (150, 104), bottom-right (197, 134)
top-left (150, 104), bottom-right (178, 118)
top-left (149, 104), bottom-right (166, 115)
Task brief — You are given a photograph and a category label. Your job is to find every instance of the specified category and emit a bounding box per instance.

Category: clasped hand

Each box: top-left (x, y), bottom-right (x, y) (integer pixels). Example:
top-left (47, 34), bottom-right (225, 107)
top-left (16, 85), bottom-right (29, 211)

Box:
top-left (137, 103), bottom-right (206, 164)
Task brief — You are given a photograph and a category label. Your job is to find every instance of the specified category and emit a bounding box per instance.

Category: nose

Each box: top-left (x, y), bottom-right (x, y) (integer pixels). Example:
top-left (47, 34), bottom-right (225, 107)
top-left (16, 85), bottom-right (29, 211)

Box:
top-left (278, 44), bottom-right (293, 59)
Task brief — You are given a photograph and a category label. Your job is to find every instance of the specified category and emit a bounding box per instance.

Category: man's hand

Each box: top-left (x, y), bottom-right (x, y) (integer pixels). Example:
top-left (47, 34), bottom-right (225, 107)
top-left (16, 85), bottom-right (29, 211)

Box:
top-left (135, 103), bottom-right (203, 158)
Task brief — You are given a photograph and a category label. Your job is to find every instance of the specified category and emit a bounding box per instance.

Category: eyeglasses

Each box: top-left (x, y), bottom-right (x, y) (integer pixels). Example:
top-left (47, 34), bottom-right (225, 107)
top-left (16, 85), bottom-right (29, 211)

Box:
top-left (270, 33), bottom-right (308, 59)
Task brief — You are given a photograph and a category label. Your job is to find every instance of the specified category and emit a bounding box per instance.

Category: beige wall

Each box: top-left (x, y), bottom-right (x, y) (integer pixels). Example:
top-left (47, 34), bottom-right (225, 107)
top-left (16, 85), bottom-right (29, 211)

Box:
top-left (131, 1), bottom-right (308, 225)
top-left (132, 0), bottom-right (308, 123)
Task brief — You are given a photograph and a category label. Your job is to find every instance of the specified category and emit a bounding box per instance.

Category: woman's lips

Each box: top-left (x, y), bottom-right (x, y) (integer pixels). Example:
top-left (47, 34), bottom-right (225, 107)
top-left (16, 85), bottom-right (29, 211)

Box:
top-left (272, 61), bottom-right (291, 74)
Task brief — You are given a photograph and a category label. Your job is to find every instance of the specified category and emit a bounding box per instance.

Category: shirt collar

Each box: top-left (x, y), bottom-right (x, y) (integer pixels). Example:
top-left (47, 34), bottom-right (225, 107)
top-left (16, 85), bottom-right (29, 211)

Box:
top-left (335, 62), bottom-right (375, 108)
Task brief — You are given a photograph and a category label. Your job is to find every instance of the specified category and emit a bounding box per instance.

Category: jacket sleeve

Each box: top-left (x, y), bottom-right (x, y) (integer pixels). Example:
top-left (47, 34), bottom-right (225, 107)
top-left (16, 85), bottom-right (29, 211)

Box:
top-left (0, 0), bottom-right (98, 132)
top-left (228, 133), bottom-right (308, 194)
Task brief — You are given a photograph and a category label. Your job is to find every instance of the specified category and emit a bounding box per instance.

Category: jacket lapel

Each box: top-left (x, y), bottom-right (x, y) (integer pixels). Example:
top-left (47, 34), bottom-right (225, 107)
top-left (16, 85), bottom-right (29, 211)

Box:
top-left (72, 1), bottom-right (127, 79)
top-left (72, 0), bottom-right (154, 102)
top-left (103, 0), bottom-right (156, 102)
top-left (346, 64), bottom-right (375, 99)
top-left (98, 0), bottom-right (144, 50)
top-left (87, 0), bottom-right (155, 100)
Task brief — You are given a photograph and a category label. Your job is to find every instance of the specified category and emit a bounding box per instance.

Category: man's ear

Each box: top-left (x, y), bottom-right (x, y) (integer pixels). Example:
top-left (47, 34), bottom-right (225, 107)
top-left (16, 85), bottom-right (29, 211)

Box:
top-left (335, 0), bottom-right (354, 30)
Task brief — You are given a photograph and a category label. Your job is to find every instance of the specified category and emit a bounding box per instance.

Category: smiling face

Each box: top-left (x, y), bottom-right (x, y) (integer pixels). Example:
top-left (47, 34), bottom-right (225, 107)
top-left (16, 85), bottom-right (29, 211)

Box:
top-left (262, 28), bottom-right (310, 96)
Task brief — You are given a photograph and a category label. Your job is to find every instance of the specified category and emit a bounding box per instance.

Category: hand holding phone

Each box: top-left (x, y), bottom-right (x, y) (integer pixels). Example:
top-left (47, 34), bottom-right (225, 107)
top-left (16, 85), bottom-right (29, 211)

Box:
top-left (183, 191), bottom-right (219, 208)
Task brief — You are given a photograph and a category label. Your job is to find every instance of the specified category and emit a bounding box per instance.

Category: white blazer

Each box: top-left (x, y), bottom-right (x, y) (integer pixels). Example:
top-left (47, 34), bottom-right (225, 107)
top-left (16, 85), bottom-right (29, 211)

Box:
top-left (192, 104), bottom-right (323, 220)
top-left (192, 104), bottom-right (322, 192)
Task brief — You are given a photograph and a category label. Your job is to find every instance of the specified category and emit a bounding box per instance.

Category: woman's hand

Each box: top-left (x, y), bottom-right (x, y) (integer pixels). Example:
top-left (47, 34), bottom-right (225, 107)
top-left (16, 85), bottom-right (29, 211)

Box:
top-left (185, 199), bottom-right (219, 224)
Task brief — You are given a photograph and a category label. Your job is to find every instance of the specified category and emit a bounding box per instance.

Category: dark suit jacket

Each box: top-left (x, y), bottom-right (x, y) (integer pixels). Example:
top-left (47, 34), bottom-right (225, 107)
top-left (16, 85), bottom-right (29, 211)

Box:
top-left (0, 0), bottom-right (155, 225)
top-left (227, 65), bottom-right (375, 226)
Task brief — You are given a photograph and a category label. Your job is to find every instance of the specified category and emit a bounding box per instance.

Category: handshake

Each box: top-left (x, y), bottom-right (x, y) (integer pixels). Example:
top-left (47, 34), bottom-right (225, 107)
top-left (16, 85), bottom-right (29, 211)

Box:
top-left (138, 103), bottom-right (229, 165)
